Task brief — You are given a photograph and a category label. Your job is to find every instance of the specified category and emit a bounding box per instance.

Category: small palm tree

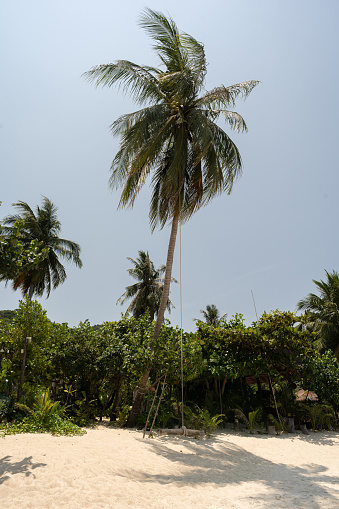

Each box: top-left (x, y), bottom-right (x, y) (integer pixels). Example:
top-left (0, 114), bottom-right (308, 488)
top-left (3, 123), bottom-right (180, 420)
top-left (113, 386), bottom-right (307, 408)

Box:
top-left (117, 250), bottom-right (176, 320)
top-left (297, 270), bottom-right (339, 358)
top-left (0, 197), bottom-right (82, 299)
top-left (200, 304), bottom-right (227, 327)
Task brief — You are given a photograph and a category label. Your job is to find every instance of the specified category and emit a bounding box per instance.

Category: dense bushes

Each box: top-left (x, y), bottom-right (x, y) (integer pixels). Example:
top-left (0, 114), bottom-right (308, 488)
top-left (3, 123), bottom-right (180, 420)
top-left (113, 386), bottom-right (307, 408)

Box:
top-left (0, 300), bottom-right (338, 435)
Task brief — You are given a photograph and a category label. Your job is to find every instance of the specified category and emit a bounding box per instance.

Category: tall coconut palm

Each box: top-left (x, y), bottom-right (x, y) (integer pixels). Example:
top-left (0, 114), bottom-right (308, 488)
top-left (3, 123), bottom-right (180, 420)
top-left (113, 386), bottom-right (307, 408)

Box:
top-left (297, 270), bottom-right (339, 358)
top-left (84, 8), bottom-right (258, 425)
top-left (0, 197), bottom-right (82, 299)
top-left (200, 304), bottom-right (227, 327)
top-left (117, 250), bottom-right (176, 320)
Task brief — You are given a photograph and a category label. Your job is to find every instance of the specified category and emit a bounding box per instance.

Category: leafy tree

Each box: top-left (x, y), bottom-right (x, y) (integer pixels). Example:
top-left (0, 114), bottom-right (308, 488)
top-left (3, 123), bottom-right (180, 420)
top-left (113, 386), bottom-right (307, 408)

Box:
top-left (301, 350), bottom-right (339, 411)
top-left (0, 197), bottom-right (82, 299)
top-left (191, 310), bottom-right (332, 424)
top-left (1, 202), bottom-right (48, 280)
top-left (47, 315), bottom-right (202, 425)
top-left (200, 304), bottom-right (226, 327)
top-left (297, 270), bottom-right (339, 358)
top-left (84, 8), bottom-right (259, 426)
top-left (195, 311), bottom-right (313, 406)
top-left (0, 297), bottom-right (52, 398)
top-left (117, 250), bottom-right (177, 320)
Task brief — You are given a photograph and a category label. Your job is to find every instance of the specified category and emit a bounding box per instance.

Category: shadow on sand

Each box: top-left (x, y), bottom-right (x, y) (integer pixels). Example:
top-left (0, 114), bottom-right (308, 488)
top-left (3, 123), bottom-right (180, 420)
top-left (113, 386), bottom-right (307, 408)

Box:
top-left (0, 455), bottom-right (47, 485)
top-left (121, 431), bottom-right (339, 508)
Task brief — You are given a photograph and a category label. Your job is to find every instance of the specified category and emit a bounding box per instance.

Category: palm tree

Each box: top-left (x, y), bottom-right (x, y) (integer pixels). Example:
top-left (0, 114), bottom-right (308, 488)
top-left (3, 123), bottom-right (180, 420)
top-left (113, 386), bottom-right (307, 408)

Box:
top-left (84, 8), bottom-right (258, 425)
top-left (200, 304), bottom-right (227, 327)
top-left (297, 270), bottom-right (339, 358)
top-left (0, 197), bottom-right (82, 299)
top-left (117, 250), bottom-right (176, 320)
top-left (1, 202), bottom-right (47, 280)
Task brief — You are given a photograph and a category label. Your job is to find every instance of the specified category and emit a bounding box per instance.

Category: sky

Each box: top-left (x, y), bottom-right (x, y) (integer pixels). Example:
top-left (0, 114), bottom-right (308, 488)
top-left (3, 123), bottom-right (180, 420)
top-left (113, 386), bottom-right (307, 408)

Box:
top-left (1, 0), bottom-right (338, 331)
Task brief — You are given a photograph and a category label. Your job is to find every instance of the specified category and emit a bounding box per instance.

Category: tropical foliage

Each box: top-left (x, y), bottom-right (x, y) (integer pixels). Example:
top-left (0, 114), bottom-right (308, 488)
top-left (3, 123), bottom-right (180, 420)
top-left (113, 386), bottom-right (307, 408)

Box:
top-left (301, 350), bottom-right (339, 409)
top-left (117, 250), bottom-right (177, 319)
top-left (297, 270), bottom-right (339, 358)
top-left (195, 311), bottom-right (313, 392)
top-left (200, 304), bottom-right (226, 327)
top-left (0, 203), bottom-right (48, 281)
top-left (0, 197), bottom-right (82, 299)
top-left (1, 299), bottom-right (338, 436)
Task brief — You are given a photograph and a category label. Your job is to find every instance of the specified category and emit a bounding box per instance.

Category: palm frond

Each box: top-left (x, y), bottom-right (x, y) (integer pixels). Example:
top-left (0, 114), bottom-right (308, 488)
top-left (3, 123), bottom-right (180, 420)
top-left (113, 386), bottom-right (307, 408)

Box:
top-left (197, 80), bottom-right (260, 109)
top-left (179, 32), bottom-right (206, 89)
top-left (82, 60), bottom-right (164, 105)
top-left (109, 106), bottom-right (174, 199)
top-left (139, 8), bottom-right (187, 72)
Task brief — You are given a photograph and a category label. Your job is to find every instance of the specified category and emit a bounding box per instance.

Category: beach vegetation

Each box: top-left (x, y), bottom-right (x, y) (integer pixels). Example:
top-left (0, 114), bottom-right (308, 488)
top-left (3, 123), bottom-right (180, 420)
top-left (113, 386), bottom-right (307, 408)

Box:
top-left (297, 270), bottom-right (339, 359)
top-left (33, 388), bottom-right (62, 422)
top-left (300, 403), bottom-right (336, 431)
top-left (0, 203), bottom-right (49, 282)
top-left (117, 250), bottom-right (177, 320)
top-left (184, 405), bottom-right (224, 436)
top-left (300, 350), bottom-right (339, 409)
top-left (0, 388), bottom-right (85, 436)
top-left (199, 305), bottom-right (227, 327)
top-left (0, 413), bottom-right (86, 436)
top-left (267, 413), bottom-right (287, 434)
top-left (0, 197), bottom-right (82, 299)
top-left (233, 406), bottom-right (262, 434)
top-left (0, 297), bottom-right (338, 435)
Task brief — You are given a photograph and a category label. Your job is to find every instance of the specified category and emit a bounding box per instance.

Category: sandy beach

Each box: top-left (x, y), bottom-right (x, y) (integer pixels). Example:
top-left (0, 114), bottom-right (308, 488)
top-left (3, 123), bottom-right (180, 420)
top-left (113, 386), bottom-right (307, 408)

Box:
top-left (1, 426), bottom-right (338, 509)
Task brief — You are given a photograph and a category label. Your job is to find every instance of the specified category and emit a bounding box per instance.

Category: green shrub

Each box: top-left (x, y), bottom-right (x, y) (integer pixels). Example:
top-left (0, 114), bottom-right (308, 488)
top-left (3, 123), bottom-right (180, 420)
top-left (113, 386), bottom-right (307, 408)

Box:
top-left (234, 406), bottom-right (262, 433)
top-left (33, 388), bottom-right (62, 422)
top-left (301, 403), bottom-right (335, 431)
top-left (0, 414), bottom-right (85, 436)
top-left (184, 405), bottom-right (223, 435)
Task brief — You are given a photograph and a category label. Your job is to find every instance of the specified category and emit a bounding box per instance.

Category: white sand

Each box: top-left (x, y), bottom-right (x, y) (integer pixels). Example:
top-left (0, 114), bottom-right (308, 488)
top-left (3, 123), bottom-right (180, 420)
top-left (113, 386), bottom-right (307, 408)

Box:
top-left (1, 426), bottom-right (338, 508)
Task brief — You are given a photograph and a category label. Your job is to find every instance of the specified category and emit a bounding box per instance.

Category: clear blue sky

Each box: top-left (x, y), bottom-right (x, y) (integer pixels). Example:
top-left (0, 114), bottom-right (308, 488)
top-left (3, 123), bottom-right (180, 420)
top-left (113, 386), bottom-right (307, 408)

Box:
top-left (1, 0), bottom-right (338, 330)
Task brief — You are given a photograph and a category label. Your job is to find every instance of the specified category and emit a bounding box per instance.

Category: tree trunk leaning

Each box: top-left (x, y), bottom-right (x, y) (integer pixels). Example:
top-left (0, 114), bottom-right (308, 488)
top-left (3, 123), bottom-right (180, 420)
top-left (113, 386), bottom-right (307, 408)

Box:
top-left (152, 213), bottom-right (180, 343)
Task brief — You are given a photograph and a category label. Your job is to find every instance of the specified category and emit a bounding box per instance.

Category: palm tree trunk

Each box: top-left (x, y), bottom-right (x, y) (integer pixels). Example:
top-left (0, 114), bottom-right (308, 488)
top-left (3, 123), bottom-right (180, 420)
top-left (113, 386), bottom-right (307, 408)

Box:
top-left (125, 213), bottom-right (180, 427)
top-left (152, 213), bottom-right (180, 342)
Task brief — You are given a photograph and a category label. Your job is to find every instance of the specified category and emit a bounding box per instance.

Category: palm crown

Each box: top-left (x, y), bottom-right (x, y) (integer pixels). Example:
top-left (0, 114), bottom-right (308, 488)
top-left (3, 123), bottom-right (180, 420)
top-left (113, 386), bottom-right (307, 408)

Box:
top-left (1, 197), bottom-right (82, 298)
top-left (200, 304), bottom-right (227, 327)
top-left (297, 270), bottom-right (339, 357)
top-left (117, 250), bottom-right (176, 320)
top-left (84, 8), bottom-right (259, 231)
